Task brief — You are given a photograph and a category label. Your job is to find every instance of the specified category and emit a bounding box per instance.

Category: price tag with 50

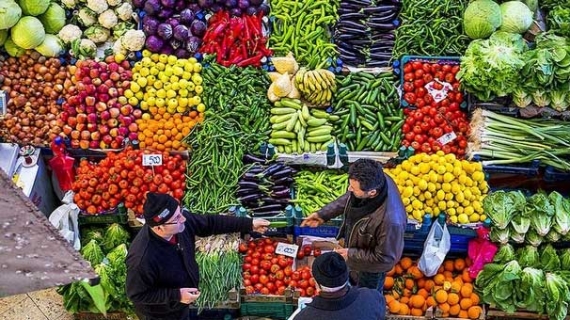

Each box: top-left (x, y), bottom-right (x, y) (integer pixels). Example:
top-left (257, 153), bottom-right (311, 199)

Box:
top-left (142, 154), bottom-right (163, 166)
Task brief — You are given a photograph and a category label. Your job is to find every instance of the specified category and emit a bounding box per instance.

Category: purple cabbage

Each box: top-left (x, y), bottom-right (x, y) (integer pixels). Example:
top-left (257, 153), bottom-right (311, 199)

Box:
top-left (145, 35), bottom-right (165, 52)
top-left (144, 0), bottom-right (161, 15)
top-left (157, 23), bottom-right (173, 40)
top-left (142, 16), bottom-right (160, 35)
top-left (249, 0), bottom-right (262, 5)
top-left (211, 4), bottom-right (222, 12)
top-left (180, 9), bottom-right (195, 24)
top-left (173, 25), bottom-right (190, 41)
top-left (132, 0), bottom-right (145, 9)
top-left (238, 0), bottom-right (249, 9)
top-left (225, 0), bottom-right (237, 7)
top-left (198, 0), bottom-right (214, 7)
top-left (245, 6), bottom-right (257, 15)
top-left (170, 38), bottom-right (182, 49)
top-left (230, 7), bottom-right (242, 16)
top-left (188, 3), bottom-right (201, 11)
top-left (258, 3), bottom-right (269, 15)
top-left (160, 0), bottom-right (176, 8)
top-left (174, 48), bottom-right (190, 58)
top-left (186, 36), bottom-right (202, 53)
top-left (162, 46), bottom-right (175, 55)
top-left (158, 8), bottom-right (174, 19)
top-left (190, 20), bottom-right (207, 37)
top-left (174, 0), bottom-right (186, 11)
top-left (166, 17), bottom-right (180, 28)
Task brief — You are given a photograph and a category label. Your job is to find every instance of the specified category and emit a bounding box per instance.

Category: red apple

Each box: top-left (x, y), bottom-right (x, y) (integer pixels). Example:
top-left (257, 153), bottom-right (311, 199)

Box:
top-left (76, 123), bottom-right (86, 132)
top-left (79, 140), bottom-right (90, 149)
top-left (89, 140), bottom-right (100, 149)
top-left (90, 131), bottom-right (101, 141)
top-left (128, 122), bottom-right (138, 132)
top-left (98, 125), bottom-right (110, 135)
top-left (109, 128), bottom-right (119, 137)
top-left (107, 118), bottom-right (119, 127)
top-left (67, 116), bottom-right (77, 127)
top-left (120, 105), bottom-right (132, 116)
top-left (109, 107), bottom-right (120, 118)
top-left (108, 87), bottom-right (119, 97)
top-left (87, 123), bottom-right (98, 132)
top-left (81, 130), bottom-right (91, 140)
top-left (85, 106), bottom-right (96, 114)
top-left (128, 132), bottom-right (138, 141)
top-left (114, 136), bottom-right (124, 145)
top-left (110, 140), bottom-right (120, 149)
top-left (62, 125), bottom-right (73, 135)
top-left (96, 102), bottom-right (107, 113)
top-left (102, 134), bottom-right (113, 145)
top-left (85, 96), bottom-right (96, 106)
top-left (76, 114), bottom-right (87, 124)
top-left (70, 130), bottom-right (80, 140)
top-left (100, 110), bottom-right (111, 121)
top-left (132, 109), bottom-right (143, 119)
top-left (70, 139), bottom-right (80, 149)
top-left (87, 113), bottom-right (98, 124)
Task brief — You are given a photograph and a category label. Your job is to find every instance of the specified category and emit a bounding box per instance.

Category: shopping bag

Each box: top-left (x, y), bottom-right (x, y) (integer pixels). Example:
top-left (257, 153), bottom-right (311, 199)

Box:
top-left (418, 222), bottom-right (451, 277)
top-left (467, 227), bottom-right (498, 279)
top-left (48, 191), bottom-right (81, 251)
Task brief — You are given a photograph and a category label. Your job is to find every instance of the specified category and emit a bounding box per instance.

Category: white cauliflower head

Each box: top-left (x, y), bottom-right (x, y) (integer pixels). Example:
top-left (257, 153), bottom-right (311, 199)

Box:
top-left (61, 0), bottom-right (77, 9)
top-left (115, 3), bottom-right (133, 21)
top-left (58, 24), bottom-right (83, 44)
top-left (78, 8), bottom-right (97, 27)
top-left (112, 39), bottom-right (127, 55)
top-left (84, 25), bottom-right (111, 43)
top-left (98, 9), bottom-right (118, 29)
top-left (87, 0), bottom-right (108, 13)
top-left (120, 29), bottom-right (145, 51)
top-left (106, 0), bottom-right (122, 6)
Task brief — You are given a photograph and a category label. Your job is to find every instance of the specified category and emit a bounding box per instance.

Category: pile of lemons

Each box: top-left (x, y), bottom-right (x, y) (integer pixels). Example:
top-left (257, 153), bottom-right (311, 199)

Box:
top-left (126, 50), bottom-right (205, 115)
top-left (386, 152), bottom-right (489, 224)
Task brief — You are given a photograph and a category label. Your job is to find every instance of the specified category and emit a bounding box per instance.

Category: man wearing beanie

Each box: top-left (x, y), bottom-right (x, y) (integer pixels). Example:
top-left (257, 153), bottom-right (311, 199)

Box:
top-left (302, 158), bottom-right (406, 291)
top-left (292, 252), bottom-right (385, 320)
top-left (126, 192), bottom-right (270, 320)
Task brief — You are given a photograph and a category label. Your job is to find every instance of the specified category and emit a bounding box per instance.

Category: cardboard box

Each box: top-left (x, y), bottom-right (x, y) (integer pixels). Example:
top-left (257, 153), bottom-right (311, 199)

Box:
top-left (295, 236), bottom-right (342, 269)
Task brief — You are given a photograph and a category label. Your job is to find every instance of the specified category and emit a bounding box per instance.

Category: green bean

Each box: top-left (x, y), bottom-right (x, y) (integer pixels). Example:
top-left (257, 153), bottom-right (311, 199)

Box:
top-left (291, 170), bottom-right (348, 215)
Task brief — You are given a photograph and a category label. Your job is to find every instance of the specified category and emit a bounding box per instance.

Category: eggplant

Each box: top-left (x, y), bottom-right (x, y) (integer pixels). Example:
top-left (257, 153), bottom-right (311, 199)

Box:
top-left (252, 203), bottom-right (286, 212)
top-left (246, 165), bottom-right (265, 174)
top-left (270, 168), bottom-right (295, 180)
top-left (260, 162), bottom-right (284, 177)
top-left (367, 22), bottom-right (397, 30)
top-left (241, 172), bottom-right (262, 181)
top-left (243, 154), bottom-right (267, 164)
top-left (259, 197), bottom-right (291, 204)
top-left (238, 180), bottom-right (263, 190)
top-left (272, 176), bottom-right (294, 186)
top-left (271, 188), bottom-right (291, 198)
top-left (238, 193), bottom-right (264, 203)
top-left (363, 4), bottom-right (399, 13)
top-left (236, 188), bottom-right (263, 197)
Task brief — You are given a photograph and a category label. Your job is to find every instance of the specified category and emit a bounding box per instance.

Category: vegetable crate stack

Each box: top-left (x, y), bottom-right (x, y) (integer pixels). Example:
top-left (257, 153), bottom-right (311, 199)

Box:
top-left (480, 189), bottom-right (570, 320)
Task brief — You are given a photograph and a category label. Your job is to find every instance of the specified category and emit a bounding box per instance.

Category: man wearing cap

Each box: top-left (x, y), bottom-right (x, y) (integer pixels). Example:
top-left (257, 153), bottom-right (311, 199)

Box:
top-left (126, 192), bottom-right (270, 320)
top-left (292, 252), bottom-right (385, 320)
top-left (302, 158), bottom-right (406, 292)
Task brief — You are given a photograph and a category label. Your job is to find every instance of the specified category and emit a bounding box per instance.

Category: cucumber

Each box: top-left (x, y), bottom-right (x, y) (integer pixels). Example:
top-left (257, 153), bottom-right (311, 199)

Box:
top-left (271, 131), bottom-right (296, 139)
top-left (307, 125), bottom-right (333, 132)
top-left (270, 107), bottom-right (297, 115)
top-left (306, 118), bottom-right (328, 127)
top-left (272, 121), bottom-right (289, 130)
top-left (269, 221), bottom-right (289, 228)
top-left (311, 110), bottom-right (330, 119)
top-left (269, 138), bottom-right (292, 146)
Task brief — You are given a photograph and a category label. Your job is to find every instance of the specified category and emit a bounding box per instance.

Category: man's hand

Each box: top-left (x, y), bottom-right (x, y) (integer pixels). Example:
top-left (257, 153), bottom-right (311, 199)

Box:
top-left (300, 212), bottom-right (324, 227)
top-left (253, 219), bottom-right (270, 233)
top-left (334, 248), bottom-right (348, 260)
top-left (180, 288), bottom-right (200, 304)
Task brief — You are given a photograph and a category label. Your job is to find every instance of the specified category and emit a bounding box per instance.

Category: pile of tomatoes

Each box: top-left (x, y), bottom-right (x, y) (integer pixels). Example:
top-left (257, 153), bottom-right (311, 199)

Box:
top-left (239, 238), bottom-right (318, 297)
top-left (401, 60), bottom-right (470, 157)
top-left (72, 146), bottom-right (186, 215)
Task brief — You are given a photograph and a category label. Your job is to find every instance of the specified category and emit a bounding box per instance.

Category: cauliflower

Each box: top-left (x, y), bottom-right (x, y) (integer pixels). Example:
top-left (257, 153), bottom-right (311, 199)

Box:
top-left (78, 7), bottom-right (97, 27)
top-left (112, 39), bottom-right (127, 55)
top-left (58, 24), bottom-right (83, 44)
top-left (61, 0), bottom-right (77, 9)
top-left (115, 3), bottom-right (133, 21)
top-left (120, 29), bottom-right (145, 51)
top-left (112, 21), bottom-right (135, 40)
top-left (98, 9), bottom-right (118, 29)
top-left (106, 0), bottom-right (122, 6)
top-left (87, 0), bottom-right (108, 13)
top-left (84, 25), bottom-right (111, 44)
top-left (71, 39), bottom-right (97, 59)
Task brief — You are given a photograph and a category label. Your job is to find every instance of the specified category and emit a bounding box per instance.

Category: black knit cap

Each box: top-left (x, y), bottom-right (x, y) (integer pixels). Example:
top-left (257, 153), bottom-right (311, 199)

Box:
top-left (143, 192), bottom-right (179, 226)
top-left (312, 252), bottom-right (349, 288)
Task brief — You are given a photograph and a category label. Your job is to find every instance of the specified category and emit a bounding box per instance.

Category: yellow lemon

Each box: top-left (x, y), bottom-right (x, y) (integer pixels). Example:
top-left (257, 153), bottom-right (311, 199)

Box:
top-left (193, 63), bottom-right (202, 73)
top-left (142, 50), bottom-right (151, 57)
top-left (167, 55), bottom-right (178, 65)
top-left (449, 215), bottom-right (458, 224)
top-left (464, 206), bottom-right (474, 216)
top-left (436, 190), bottom-right (446, 201)
top-left (458, 214), bottom-right (469, 224)
top-left (469, 213), bottom-right (480, 222)
top-left (402, 186), bottom-right (414, 198)
top-left (418, 179), bottom-right (428, 191)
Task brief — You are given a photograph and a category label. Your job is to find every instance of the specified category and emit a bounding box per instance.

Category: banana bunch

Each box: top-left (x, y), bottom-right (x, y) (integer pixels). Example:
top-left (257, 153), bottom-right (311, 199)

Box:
top-left (295, 68), bottom-right (337, 108)
top-left (268, 98), bottom-right (339, 154)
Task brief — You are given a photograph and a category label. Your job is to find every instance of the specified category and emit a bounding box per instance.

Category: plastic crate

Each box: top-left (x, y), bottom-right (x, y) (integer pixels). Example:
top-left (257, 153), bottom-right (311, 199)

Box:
top-left (239, 302), bottom-right (296, 320)
top-left (78, 210), bottom-right (128, 225)
top-left (294, 225), bottom-right (340, 238)
top-left (398, 55), bottom-right (463, 108)
top-left (544, 166), bottom-right (570, 182)
top-left (481, 160), bottom-right (541, 177)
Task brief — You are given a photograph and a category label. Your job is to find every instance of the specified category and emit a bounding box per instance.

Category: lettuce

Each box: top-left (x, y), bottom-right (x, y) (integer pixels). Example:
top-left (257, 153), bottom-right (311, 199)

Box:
top-left (540, 244), bottom-right (561, 271)
top-left (80, 239), bottom-right (105, 267)
top-left (494, 244), bottom-right (516, 263)
top-left (550, 191), bottom-right (570, 236)
top-left (546, 229), bottom-right (562, 242)
top-left (483, 190), bottom-right (526, 229)
top-left (516, 245), bottom-right (540, 268)
top-left (511, 214), bottom-right (531, 234)
top-left (560, 249), bottom-right (570, 271)
top-left (527, 192), bottom-right (554, 237)
top-left (525, 228), bottom-right (543, 247)
top-left (490, 226), bottom-right (511, 244)
top-left (544, 273), bottom-right (570, 320)
top-left (517, 267), bottom-right (545, 312)
top-left (102, 224), bottom-right (130, 253)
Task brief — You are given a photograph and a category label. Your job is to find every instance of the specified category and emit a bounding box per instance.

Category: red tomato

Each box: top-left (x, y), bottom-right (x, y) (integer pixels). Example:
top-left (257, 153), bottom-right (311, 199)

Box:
top-left (291, 272), bottom-right (301, 281)
top-left (284, 266), bottom-right (293, 277)
top-left (403, 82), bottom-right (414, 92)
top-left (259, 275), bottom-right (269, 285)
top-left (260, 260), bottom-right (272, 271)
top-left (250, 274), bottom-right (259, 284)
top-left (313, 248), bottom-right (322, 257)
top-left (245, 286), bottom-right (254, 294)
top-left (239, 243), bottom-right (248, 253)
top-left (277, 286), bottom-right (286, 295)
top-left (275, 270), bottom-right (284, 280)
top-left (301, 271), bottom-right (311, 280)
top-left (298, 280), bottom-right (309, 289)
top-left (264, 245), bottom-right (275, 254)
top-left (306, 287), bottom-right (315, 296)
top-left (404, 92), bottom-right (416, 104)
top-left (278, 257), bottom-right (288, 268)
top-left (250, 265), bottom-right (259, 275)
top-left (244, 279), bottom-right (252, 287)
top-left (270, 264), bottom-right (280, 274)
top-left (296, 251), bottom-right (305, 259)
top-left (254, 283), bottom-right (263, 292)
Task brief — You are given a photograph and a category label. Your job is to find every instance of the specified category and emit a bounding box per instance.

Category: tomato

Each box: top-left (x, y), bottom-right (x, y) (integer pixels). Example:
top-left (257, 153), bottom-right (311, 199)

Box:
top-left (454, 92), bottom-right (464, 103)
top-left (277, 286), bottom-right (286, 295)
top-left (250, 265), bottom-right (259, 275)
top-left (163, 174), bottom-right (173, 186)
top-left (289, 280), bottom-right (297, 288)
top-left (302, 245), bottom-right (312, 255)
top-left (153, 175), bottom-right (163, 185)
top-left (254, 283), bottom-right (263, 292)
top-left (278, 257), bottom-right (288, 268)
top-left (245, 286), bottom-right (254, 294)
top-left (263, 253), bottom-right (273, 261)
top-left (404, 72), bottom-right (414, 82)
top-left (458, 139), bottom-right (468, 149)
top-left (252, 251), bottom-right (261, 259)
top-left (411, 61), bottom-right (423, 70)
top-left (266, 282), bottom-right (276, 293)
top-left (250, 274), bottom-right (259, 284)
top-left (412, 125), bottom-right (422, 134)
top-left (403, 64), bottom-right (413, 74)
top-left (259, 275), bottom-right (269, 285)
top-left (296, 251), bottom-right (305, 259)
top-left (239, 243), bottom-right (248, 253)
top-left (309, 278), bottom-right (316, 287)
top-left (432, 127), bottom-right (443, 138)
top-left (415, 99), bottom-right (426, 108)
top-left (260, 287), bottom-right (270, 295)
top-left (442, 64), bottom-right (452, 72)
top-left (306, 287), bottom-right (315, 296)
top-left (118, 179), bottom-right (129, 190)
top-left (260, 260), bottom-right (272, 271)
top-left (173, 188), bottom-right (184, 200)
top-left (270, 264), bottom-right (280, 274)
top-left (411, 141), bottom-right (421, 150)
top-left (301, 271), bottom-right (311, 280)
top-left (422, 63), bottom-right (431, 73)
top-left (284, 266), bottom-right (293, 276)
top-left (264, 245), bottom-right (275, 254)
top-left (298, 280), bottom-right (309, 289)
top-left (403, 82), bottom-right (414, 92)
top-left (275, 270), bottom-right (284, 280)
top-left (403, 92), bottom-right (416, 104)
top-left (431, 63), bottom-right (441, 73)
top-left (451, 65), bottom-right (460, 74)
top-left (423, 74), bottom-right (434, 83)
top-left (420, 122), bottom-right (430, 132)
top-left (313, 248), bottom-right (322, 257)
top-left (242, 263), bottom-right (251, 272)
top-left (414, 69), bottom-right (425, 79)
top-left (433, 82), bottom-right (443, 90)
top-left (291, 272), bottom-right (301, 281)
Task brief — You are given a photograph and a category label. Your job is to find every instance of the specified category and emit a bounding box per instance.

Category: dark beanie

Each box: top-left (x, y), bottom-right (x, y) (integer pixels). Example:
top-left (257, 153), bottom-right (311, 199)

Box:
top-left (143, 192), bottom-right (179, 226)
top-left (312, 252), bottom-right (349, 289)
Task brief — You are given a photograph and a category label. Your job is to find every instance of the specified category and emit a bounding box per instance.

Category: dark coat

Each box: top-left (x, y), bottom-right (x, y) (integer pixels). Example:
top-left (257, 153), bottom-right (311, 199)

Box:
top-left (126, 211), bottom-right (252, 319)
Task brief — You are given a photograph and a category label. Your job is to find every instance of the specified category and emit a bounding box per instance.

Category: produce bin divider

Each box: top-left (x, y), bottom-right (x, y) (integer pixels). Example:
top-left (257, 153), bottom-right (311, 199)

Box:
top-left (477, 158), bottom-right (541, 177)
top-left (346, 151), bottom-right (398, 165)
top-left (239, 287), bottom-right (299, 304)
top-left (544, 166), bottom-right (570, 182)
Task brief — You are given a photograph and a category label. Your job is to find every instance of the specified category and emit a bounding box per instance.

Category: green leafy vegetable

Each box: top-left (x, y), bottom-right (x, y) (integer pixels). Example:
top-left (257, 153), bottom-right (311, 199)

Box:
top-left (463, 0), bottom-right (502, 39)
top-left (10, 16), bottom-right (46, 49)
top-left (34, 34), bottom-right (65, 57)
top-left (499, 1), bottom-right (533, 34)
top-left (559, 249), bottom-right (570, 271)
top-left (0, 0), bottom-right (21, 30)
top-left (80, 239), bottom-right (105, 267)
top-left (525, 228), bottom-right (543, 247)
top-left (483, 190), bottom-right (526, 229)
top-left (102, 224), bottom-right (130, 253)
top-left (550, 191), bottom-right (570, 236)
top-left (490, 226), bottom-right (510, 244)
top-left (547, 6), bottom-right (570, 37)
top-left (544, 273), bottom-right (570, 320)
top-left (540, 244), bottom-right (561, 271)
top-left (527, 192), bottom-right (554, 237)
top-left (516, 245), bottom-right (540, 268)
top-left (38, 3), bottom-right (66, 33)
top-left (19, 0), bottom-right (50, 16)
top-left (494, 243), bottom-right (516, 263)
top-left (516, 267), bottom-right (545, 312)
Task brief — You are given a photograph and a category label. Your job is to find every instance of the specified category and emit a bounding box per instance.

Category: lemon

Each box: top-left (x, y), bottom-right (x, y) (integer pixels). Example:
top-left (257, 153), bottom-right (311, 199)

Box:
top-left (444, 163), bottom-right (454, 173)
top-left (130, 83), bottom-right (140, 94)
top-left (398, 171), bottom-right (409, 181)
top-left (176, 105), bottom-right (187, 113)
top-left (192, 74), bottom-right (203, 85)
top-left (445, 193), bottom-right (454, 201)
top-left (424, 191), bottom-right (433, 200)
top-left (438, 201), bottom-right (447, 211)
top-left (451, 183), bottom-right (461, 194)
top-left (155, 98), bottom-right (165, 108)
top-left (142, 50), bottom-right (152, 57)
top-left (444, 153), bottom-right (456, 163)
top-left (150, 53), bottom-right (159, 62)
top-left (421, 154), bottom-right (432, 163)
top-left (448, 208), bottom-right (456, 216)
top-left (427, 182), bottom-right (437, 193)
top-left (435, 165), bottom-right (447, 175)
top-left (136, 77), bottom-right (148, 88)
top-left (436, 190), bottom-right (446, 201)
top-left (456, 207), bottom-right (464, 214)
top-left (140, 101), bottom-right (149, 110)
top-left (443, 172), bottom-right (455, 183)
top-left (458, 214), bottom-right (469, 224)
top-left (426, 199), bottom-right (434, 207)
top-left (135, 91), bottom-right (144, 100)
top-left (167, 55), bottom-right (177, 65)
top-left (417, 179), bottom-right (428, 191)
top-left (410, 166), bottom-right (421, 176)
top-left (124, 89), bottom-right (134, 98)
top-left (412, 199), bottom-right (423, 210)
top-left (401, 160), bottom-right (412, 172)
top-left (449, 215), bottom-right (458, 224)
top-left (446, 200), bottom-right (456, 208)
top-left (455, 192), bottom-right (465, 203)
top-left (480, 214), bottom-right (487, 222)
top-left (464, 206), bottom-right (474, 215)
top-left (193, 63), bottom-right (202, 73)
top-left (195, 85), bottom-right (203, 94)
top-left (441, 183), bottom-right (451, 193)
top-left (413, 210), bottom-right (423, 221)
top-left (418, 194), bottom-right (425, 202)
top-left (469, 213), bottom-right (480, 222)
top-left (402, 186), bottom-right (413, 198)
top-left (473, 171), bottom-right (485, 182)
top-left (413, 186), bottom-right (421, 196)
top-left (463, 189), bottom-right (473, 200)
top-left (405, 205), bottom-right (413, 213)
top-left (166, 90), bottom-right (177, 99)
top-left (402, 197), bottom-right (410, 206)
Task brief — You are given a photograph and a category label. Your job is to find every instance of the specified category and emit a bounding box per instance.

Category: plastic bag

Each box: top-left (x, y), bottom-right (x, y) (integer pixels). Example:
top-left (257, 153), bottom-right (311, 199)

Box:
top-left (48, 191), bottom-right (81, 251)
top-left (467, 227), bottom-right (498, 279)
top-left (418, 222), bottom-right (451, 277)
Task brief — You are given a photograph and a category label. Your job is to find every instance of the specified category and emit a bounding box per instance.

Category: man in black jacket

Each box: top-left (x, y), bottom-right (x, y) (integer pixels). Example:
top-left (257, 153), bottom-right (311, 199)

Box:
top-left (292, 252), bottom-right (385, 320)
top-left (126, 192), bottom-right (269, 320)
top-left (301, 159), bottom-right (406, 291)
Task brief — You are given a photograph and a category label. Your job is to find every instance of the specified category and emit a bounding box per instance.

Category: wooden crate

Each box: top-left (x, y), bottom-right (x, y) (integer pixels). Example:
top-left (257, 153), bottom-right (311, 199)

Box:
top-left (486, 307), bottom-right (570, 320)
top-left (239, 287), bottom-right (299, 304)
top-left (386, 305), bottom-right (485, 320)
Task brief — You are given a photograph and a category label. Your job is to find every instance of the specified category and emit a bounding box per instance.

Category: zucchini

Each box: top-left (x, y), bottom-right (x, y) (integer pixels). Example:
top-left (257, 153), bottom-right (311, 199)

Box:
top-left (306, 118), bottom-right (328, 127)
top-left (307, 128), bottom-right (333, 137)
top-left (280, 98), bottom-right (302, 110)
top-left (270, 113), bottom-right (294, 124)
top-left (271, 107), bottom-right (297, 115)
top-left (307, 135), bottom-right (332, 143)
top-left (268, 138), bottom-right (292, 146)
top-left (271, 131), bottom-right (297, 139)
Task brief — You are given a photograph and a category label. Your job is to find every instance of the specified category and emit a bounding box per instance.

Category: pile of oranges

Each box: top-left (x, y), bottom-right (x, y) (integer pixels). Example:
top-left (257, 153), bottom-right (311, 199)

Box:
top-left (384, 256), bottom-right (483, 319)
top-left (136, 110), bottom-right (203, 151)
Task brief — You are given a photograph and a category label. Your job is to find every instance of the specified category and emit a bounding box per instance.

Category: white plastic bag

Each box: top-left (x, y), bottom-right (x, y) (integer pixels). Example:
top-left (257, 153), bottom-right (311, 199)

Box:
top-left (418, 222), bottom-right (451, 277)
top-left (48, 191), bottom-right (81, 251)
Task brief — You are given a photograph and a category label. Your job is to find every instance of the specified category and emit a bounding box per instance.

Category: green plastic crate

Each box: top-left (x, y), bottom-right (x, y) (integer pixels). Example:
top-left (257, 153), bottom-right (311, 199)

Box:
top-left (240, 302), bottom-right (296, 320)
top-left (78, 210), bottom-right (128, 225)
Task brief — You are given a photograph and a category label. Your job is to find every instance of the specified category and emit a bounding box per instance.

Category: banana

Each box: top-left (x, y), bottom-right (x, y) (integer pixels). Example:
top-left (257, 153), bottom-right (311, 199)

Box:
top-left (314, 70), bottom-right (330, 88)
top-left (295, 68), bottom-right (306, 85)
top-left (303, 72), bottom-right (315, 92)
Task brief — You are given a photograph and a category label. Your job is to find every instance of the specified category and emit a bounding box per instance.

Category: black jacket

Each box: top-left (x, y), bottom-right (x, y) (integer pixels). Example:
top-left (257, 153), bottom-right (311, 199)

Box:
top-left (126, 211), bottom-right (253, 319)
top-left (293, 286), bottom-right (385, 320)
top-left (317, 174), bottom-right (407, 273)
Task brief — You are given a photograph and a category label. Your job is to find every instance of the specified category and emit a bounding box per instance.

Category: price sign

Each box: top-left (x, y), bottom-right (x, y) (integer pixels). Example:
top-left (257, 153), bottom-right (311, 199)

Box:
top-left (437, 131), bottom-right (457, 146)
top-left (0, 90), bottom-right (6, 116)
top-left (425, 80), bottom-right (453, 103)
top-left (275, 242), bottom-right (299, 258)
top-left (142, 154), bottom-right (163, 166)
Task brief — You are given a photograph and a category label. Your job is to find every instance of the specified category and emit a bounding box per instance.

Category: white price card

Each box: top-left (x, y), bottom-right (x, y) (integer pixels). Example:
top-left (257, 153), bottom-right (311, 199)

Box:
top-left (0, 90), bottom-right (6, 116)
top-left (425, 80), bottom-right (453, 103)
top-left (142, 154), bottom-right (163, 166)
top-left (275, 242), bottom-right (299, 258)
top-left (437, 132), bottom-right (457, 146)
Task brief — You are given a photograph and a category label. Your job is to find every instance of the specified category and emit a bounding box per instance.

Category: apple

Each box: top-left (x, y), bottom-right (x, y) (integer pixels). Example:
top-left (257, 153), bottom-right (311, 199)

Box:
top-left (100, 72), bottom-right (109, 82)
top-left (79, 140), bottom-right (90, 149)
top-left (96, 102), bottom-right (108, 113)
top-left (120, 105), bottom-right (133, 116)
top-left (99, 125), bottom-right (110, 135)
top-left (128, 122), bottom-right (138, 133)
top-left (85, 106), bottom-right (96, 114)
top-left (89, 140), bottom-right (100, 149)
top-left (100, 110), bottom-right (111, 121)
top-left (102, 134), bottom-right (113, 145)
top-left (70, 139), bottom-right (80, 149)
top-left (90, 131), bottom-right (101, 141)
top-left (77, 114), bottom-right (87, 124)
top-left (110, 72), bottom-right (120, 82)
top-left (108, 63), bottom-right (119, 72)
top-left (92, 78), bottom-right (102, 86)
top-left (115, 135), bottom-right (124, 145)
top-left (109, 128), bottom-right (119, 137)
top-left (107, 118), bottom-right (119, 127)
top-left (85, 96), bottom-right (96, 106)
top-left (89, 69), bottom-right (99, 79)
top-left (87, 113), bottom-right (98, 124)
top-left (108, 87), bottom-right (119, 97)
top-left (128, 132), bottom-right (139, 141)
top-left (87, 123), bottom-right (98, 132)
top-left (62, 125), bottom-right (73, 135)
top-left (81, 130), bottom-right (91, 140)
top-left (70, 130), bottom-right (80, 140)
top-left (120, 115), bottom-right (133, 126)
top-left (132, 109), bottom-right (143, 119)
top-left (100, 141), bottom-right (109, 149)
top-left (67, 116), bottom-right (77, 127)
top-left (76, 123), bottom-right (86, 132)
top-left (85, 84), bottom-right (96, 95)
top-left (118, 126), bottom-right (129, 137)
top-left (109, 107), bottom-right (120, 118)
top-left (110, 140), bottom-right (121, 149)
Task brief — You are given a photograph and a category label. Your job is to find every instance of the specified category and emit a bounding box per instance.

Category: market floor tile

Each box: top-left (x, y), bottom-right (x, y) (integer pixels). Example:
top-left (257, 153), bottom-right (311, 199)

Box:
top-left (0, 288), bottom-right (73, 320)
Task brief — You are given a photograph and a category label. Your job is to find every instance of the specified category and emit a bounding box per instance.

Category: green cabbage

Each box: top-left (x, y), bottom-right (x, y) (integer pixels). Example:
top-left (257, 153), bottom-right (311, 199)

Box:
top-left (540, 244), bottom-right (561, 271)
top-left (0, 30), bottom-right (8, 46)
top-left (82, 227), bottom-right (105, 244)
top-left (3, 38), bottom-right (25, 57)
top-left (546, 229), bottom-right (562, 242)
top-left (0, 0), bottom-right (22, 30)
top-left (493, 243), bottom-right (516, 263)
top-left (522, 0), bottom-right (538, 12)
top-left (38, 3), bottom-right (66, 33)
top-left (35, 34), bottom-right (64, 57)
top-left (19, 0), bottom-right (50, 16)
top-left (499, 1), bottom-right (533, 34)
top-left (516, 245), bottom-right (540, 268)
top-left (10, 16), bottom-right (46, 49)
top-left (80, 239), bottom-right (105, 267)
top-left (463, 0), bottom-right (502, 39)
top-left (102, 223), bottom-right (129, 253)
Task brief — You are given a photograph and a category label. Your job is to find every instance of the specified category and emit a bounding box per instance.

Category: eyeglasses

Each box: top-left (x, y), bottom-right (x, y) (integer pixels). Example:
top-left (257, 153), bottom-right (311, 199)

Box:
top-left (161, 207), bottom-right (188, 225)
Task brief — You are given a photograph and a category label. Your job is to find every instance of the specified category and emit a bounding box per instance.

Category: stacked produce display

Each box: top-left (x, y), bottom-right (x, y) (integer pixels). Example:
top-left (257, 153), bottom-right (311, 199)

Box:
top-left (2, 0), bottom-right (570, 318)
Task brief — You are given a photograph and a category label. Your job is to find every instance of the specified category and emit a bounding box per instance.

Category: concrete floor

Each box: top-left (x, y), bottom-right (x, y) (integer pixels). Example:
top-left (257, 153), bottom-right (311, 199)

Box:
top-left (0, 288), bottom-right (74, 320)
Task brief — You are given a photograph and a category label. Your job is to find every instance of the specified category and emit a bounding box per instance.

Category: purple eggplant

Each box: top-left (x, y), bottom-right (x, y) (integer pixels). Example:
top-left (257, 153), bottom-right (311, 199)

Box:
top-left (173, 24), bottom-right (190, 41)
top-left (198, 0), bottom-right (214, 7)
top-left (180, 9), bottom-right (195, 24)
top-left (272, 176), bottom-right (294, 186)
top-left (259, 197), bottom-right (290, 204)
top-left (175, 0), bottom-right (186, 11)
top-left (225, 0), bottom-right (237, 7)
top-left (144, 0), bottom-right (161, 15)
top-left (238, 181), bottom-right (263, 190)
top-left (252, 204), bottom-right (286, 212)
top-left (271, 188), bottom-right (291, 198)
top-left (243, 154), bottom-right (267, 164)
top-left (249, 0), bottom-right (262, 5)
top-left (157, 23), bottom-right (173, 40)
top-left (270, 168), bottom-right (295, 180)
top-left (239, 193), bottom-right (264, 203)
top-left (174, 49), bottom-right (191, 58)
top-left (145, 35), bottom-right (165, 52)
top-left (166, 17), bottom-right (180, 28)
top-left (230, 7), bottom-right (242, 16)
top-left (261, 163), bottom-right (284, 177)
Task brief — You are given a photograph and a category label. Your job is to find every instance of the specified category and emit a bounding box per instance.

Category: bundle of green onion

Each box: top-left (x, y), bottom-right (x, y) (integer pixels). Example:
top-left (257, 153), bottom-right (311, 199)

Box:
top-left (194, 234), bottom-right (242, 310)
top-left (468, 109), bottom-right (570, 171)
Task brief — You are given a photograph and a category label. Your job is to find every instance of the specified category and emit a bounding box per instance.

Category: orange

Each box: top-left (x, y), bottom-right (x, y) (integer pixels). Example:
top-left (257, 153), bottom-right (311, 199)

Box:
top-left (434, 274), bottom-right (445, 285)
top-left (411, 308), bottom-right (423, 316)
top-left (398, 304), bottom-right (410, 315)
top-left (449, 304), bottom-right (461, 316)
top-left (443, 260), bottom-right (455, 272)
top-left (447, 293), bottom-right (460, 305)
top-left (388, 300), bottom-right (401, 314)
top-left (426, 296), bottom-right (437, 307)
top-left (461, 284), bottom-right (473, 298)
top-left (424, 279), bottom-right (435, 292)
top-left (468, 306), bottom-right (482, 319)
top-left (399, 296), bottom-right (409, 306)
top-left (402, 289), bottom-right (412, 298)
top-left (409, 266), bottom-right (424, 280)
top-left (435, 290), bottom-right (448, 303)
top-left (462, 269), bottom-right (473, 283)
top-left (400, 257), bottom-right (413, 270)
top-left (384, 276), bottom-right (395, 290)
top-left (450, 281), bottom-right (462, 293)
top-left (438, 302), bottom-right (450, 313)
top-left (454, 258), bottom-right (466, 271)
top-left (417, 278), bottom-right (426, 289)
top-left (417, 288), bottom-right (429, 299)
top-left (411, 295), bottom-right (425, 308)
top-left (385, 294), bottom-right (395, 305)
top-left (460, 298), bottom-right (473, 310)
top-left (405, 278), bottom-right (415, 290)
top-left (459, 310), bottom-right (469, 319)
top-left (470, 293), bottom-right (480, 305)
top-left (386, 266), bottom-right (396, 277)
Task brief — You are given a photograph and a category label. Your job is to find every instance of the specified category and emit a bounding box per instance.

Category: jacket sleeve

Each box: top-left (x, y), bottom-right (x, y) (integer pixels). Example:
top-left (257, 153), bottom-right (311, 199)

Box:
top-left (347, 222), bottom-right (405, 272)
top-left (126, 262), bottom-right (181, 305)
top-left (185, 212), bottom-right (253, 237)
top-left (316, 192), bottom-right (350, 221)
